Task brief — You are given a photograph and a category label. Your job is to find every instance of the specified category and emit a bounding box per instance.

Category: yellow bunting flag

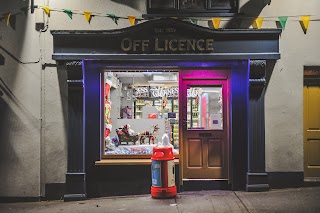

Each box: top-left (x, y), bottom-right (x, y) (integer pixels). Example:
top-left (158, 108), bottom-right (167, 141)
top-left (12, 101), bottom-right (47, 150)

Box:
top-left (84, 11), bottom-right (92, 23)
top-left (212, 18), bottom-right (221, 29)
top-left (5, 13), bottom-right (11, 27)
top-left (128, 16), bottom-right (136, 26)
top-left (301, 16), bottom-right (310, 32)
top-left (42, 6), bottom-right (50, 16)
top-left (253, 17), bottom-right (264, 29)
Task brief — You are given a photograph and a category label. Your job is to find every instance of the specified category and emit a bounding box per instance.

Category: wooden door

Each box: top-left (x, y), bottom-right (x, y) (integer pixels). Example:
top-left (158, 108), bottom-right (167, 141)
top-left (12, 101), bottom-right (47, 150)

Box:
top-left (180, 76), bottom-right (229, 179)
top-left (304, 85), bottom-right (320, 178)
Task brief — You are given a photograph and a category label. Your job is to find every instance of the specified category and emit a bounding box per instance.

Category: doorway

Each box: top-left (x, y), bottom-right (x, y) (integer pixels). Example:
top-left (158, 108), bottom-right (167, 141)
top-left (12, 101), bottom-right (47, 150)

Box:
top-left (304, 67), bottom-right (320, 180)
top-left (179, 70), bottom-right (229, 180)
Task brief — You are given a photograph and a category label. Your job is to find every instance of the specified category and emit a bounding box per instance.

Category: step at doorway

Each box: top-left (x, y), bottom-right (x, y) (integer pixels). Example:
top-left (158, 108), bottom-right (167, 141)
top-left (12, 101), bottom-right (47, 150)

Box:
top-left (182, 179), bottom-right (230, 191)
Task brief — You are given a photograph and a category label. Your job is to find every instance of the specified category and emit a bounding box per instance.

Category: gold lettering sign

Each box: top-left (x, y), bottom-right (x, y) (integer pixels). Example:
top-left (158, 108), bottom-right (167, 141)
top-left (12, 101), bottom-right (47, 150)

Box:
top-left (121, 38), bottom-right (214, 53)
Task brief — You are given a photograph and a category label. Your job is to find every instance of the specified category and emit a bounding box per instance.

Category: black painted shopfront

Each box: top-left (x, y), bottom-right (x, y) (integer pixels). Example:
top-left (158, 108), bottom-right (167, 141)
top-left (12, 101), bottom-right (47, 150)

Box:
top-left (51, 18), bottom-right (281, 201)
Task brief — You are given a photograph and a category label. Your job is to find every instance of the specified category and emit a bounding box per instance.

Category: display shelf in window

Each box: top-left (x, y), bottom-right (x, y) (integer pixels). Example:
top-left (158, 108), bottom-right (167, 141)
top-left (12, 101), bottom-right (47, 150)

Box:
top-left (187, 97), bottom-right (200, 129)
top-left (134, 99), bottom-right (156, 119)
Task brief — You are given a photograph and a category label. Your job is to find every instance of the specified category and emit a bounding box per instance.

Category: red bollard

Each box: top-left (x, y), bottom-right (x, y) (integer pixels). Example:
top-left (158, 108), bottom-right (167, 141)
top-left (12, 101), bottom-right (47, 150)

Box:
top-left (151, 141), bottom-right (177, 198)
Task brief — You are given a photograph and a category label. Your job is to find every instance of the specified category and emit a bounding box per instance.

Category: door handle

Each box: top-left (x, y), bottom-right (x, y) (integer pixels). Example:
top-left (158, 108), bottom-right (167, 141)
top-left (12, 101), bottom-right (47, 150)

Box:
top-left (182, 119), bottom-right (189, 127)
top-left (182, 119), bottom-right (189, 124)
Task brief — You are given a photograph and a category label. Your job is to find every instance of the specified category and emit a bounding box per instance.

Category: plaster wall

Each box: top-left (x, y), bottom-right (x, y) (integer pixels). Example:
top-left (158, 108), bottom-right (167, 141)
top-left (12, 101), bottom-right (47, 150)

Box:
top-left (1, 0), bottom-right (320, 197)
top-left (0, 0), bottom-right (67, 197)
top-left (259, 1), bottom-right (320, 172)
top-left (0, 1), bottom-right (41, 197)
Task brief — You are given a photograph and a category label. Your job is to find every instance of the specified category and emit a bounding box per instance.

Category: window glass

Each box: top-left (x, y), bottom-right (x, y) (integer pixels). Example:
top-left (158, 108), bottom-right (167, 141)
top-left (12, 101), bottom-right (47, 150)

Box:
top-left (104, 71), bottom-right (179, 156)
top-left (187, 86), bottom-right (223, 130)
top-left (180, 0), bottom-right (205, 10)
top-left (149, 0), bottom-right (176, 9)
top-left (209, 0), bottom-right (231, 7)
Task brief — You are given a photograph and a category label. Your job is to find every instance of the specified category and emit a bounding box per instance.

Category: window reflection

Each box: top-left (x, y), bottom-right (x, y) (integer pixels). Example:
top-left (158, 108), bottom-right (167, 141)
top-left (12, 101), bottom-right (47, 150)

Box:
top-left (103, 71), bottom-right (180, 156)
top-left (187, 86), bottom-right (223, 130)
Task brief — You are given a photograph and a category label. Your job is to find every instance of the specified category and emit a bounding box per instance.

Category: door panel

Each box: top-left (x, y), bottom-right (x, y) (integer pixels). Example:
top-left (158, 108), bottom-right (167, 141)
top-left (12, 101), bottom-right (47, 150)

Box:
top-left (180, 76), bottom-right (229, 180)
top-left (188, 139), bottom-right (202, 167)
top-left (304, 86), bottom-right (320, 178)
top-left (208, 139), bottom-right (223, 168)
top-left (309, 140), bottom-right (320, 165)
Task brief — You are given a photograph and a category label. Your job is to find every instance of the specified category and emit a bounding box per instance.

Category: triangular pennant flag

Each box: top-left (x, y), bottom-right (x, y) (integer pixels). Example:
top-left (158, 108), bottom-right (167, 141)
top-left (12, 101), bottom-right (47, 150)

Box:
top-left (42, 6), bottom-right (50, 16)
top-left (278, 16), bottom-right (288, 29)
top-left (212, 18), bottom-right (221, 29)
top-left (3, 14), bottom-right (16, 30)
top-left (301, 15), bottom-right (310, 32)
top-left (5, 13), bottom-right (11, 27)
top-left (63, 9), bottom-right (73, 19)
top-left (253, 17), bottom-right (264, 29)
top-left (84, 11), bottom-right (92, 23)
top-left (107, 14), bottom-right (119, 25)
top-left (190, 19), bottom-right (198, 25)
top-left (128, 16), bottom-right (136, 26)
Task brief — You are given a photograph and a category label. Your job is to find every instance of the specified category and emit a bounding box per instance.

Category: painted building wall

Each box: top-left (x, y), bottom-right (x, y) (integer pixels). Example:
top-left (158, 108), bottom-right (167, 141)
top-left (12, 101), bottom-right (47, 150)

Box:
top-left (261, 1), bottom-right (320, 172)
top-left (0, 0), bottom-right (42, 198)
top-left (0, 0), bottom-right (319, 197)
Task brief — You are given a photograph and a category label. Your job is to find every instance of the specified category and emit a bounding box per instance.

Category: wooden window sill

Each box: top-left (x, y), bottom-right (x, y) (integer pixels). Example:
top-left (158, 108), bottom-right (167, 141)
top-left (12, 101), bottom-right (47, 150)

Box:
top-left (95, 158), bottom-right (179, 166)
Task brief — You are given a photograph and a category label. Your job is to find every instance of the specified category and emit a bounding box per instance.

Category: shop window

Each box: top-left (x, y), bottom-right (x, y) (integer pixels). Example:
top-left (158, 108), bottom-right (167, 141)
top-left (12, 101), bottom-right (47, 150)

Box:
top-left (147, 0), bottom-right (238, 16)
top-left (103, 70), bottom-right (179, 158)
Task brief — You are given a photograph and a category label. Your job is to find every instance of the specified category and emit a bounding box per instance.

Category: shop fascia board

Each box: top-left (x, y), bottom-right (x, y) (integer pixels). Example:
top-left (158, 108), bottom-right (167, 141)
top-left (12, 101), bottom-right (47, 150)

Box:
top-left (51, 18), bottom-right (281, 61)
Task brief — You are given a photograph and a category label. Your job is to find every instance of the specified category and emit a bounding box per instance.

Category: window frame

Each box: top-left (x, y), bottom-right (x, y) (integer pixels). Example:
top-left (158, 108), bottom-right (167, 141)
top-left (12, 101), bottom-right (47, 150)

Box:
top-left (101, 69), bottom-right (180, 160)
top-left (146, 0), bottom-right (238, 17)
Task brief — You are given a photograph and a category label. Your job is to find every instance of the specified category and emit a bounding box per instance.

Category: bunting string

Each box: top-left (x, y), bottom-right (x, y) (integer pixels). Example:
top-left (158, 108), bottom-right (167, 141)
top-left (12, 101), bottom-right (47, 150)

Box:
top-left (1, 5), bottom-right (320, 33)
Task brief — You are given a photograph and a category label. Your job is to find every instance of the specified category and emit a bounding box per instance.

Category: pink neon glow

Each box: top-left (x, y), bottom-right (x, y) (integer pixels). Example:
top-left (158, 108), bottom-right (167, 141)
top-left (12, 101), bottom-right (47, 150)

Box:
top-left (179, 69), bottom-right (228, 79)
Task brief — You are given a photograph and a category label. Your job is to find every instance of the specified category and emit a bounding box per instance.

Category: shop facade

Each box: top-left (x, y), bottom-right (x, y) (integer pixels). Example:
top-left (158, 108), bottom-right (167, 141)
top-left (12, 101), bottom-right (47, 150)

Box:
top-left (52, 18), bottom-right (281, 200)
top-left (2, 0), bottom-right (320, 203)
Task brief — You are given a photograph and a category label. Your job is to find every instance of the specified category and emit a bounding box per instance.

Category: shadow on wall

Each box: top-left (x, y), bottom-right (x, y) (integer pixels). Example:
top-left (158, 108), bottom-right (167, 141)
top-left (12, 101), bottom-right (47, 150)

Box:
top-left (0, 87), bottom-right (18, 193)
top-left (0, 0), bottom-right (29, 12)
top-left (0, 0), bottom-right (30, 23)
top-left (226, 0), bottom-right (271, 29)
top-left (0, 0), bottom-right (33, 195)
top-left (57, 65), bottom-right (69, 143)
top-left (111, 0), bottom-right (142, 11)
top-left (0, 78), bottom-right (40, 194)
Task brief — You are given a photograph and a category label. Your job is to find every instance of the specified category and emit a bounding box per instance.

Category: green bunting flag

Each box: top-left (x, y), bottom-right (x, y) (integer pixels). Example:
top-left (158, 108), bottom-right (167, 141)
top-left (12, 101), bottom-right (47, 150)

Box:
top-left (107, 14), bottom-right (119, 25)
top-left (190, 19), bottom-right (198, 25)
top-left (278, 16), bottom-right (288, 29)
top-left (63, 9), bottom-right (73, 19)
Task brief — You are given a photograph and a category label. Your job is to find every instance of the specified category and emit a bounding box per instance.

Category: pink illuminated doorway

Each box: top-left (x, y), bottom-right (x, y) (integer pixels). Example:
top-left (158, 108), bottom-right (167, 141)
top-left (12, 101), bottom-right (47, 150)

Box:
top-left (179, 70), bottom-right (229, 180)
